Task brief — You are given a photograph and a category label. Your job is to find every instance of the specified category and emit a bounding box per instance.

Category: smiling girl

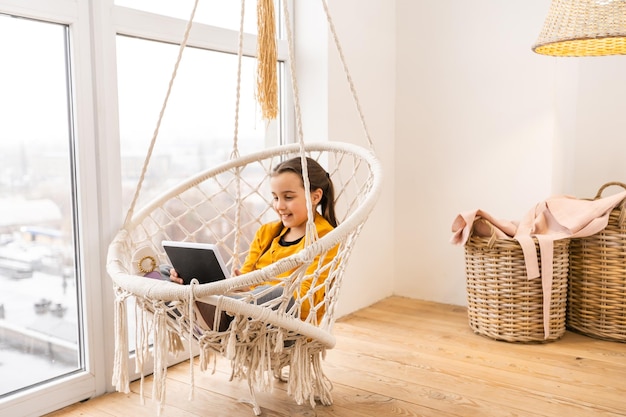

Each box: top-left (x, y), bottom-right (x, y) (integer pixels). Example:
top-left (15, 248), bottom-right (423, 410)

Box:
top-left (170, 156), bottom-right (338, 325)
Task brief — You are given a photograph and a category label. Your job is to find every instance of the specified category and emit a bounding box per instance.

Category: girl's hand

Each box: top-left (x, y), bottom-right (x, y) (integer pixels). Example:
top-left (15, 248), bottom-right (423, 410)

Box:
top-left (231, 269), bottom-right (253, 293)
top-left (169, 268), bottom-right (184, 285)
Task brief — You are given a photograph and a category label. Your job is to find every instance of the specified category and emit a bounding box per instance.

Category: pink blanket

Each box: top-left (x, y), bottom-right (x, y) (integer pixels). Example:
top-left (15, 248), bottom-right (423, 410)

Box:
top-left (451, 191), bottom-right (626, 339)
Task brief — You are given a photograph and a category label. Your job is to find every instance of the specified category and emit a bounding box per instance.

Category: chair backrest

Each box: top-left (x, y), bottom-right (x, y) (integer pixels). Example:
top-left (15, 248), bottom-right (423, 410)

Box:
top-left (107, 141), bottom-right (382, 330)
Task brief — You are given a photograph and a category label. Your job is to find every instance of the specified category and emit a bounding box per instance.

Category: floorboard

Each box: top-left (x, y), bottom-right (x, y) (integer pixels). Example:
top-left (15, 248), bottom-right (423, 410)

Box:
top-left (45, 297), bottom-right (626, 417)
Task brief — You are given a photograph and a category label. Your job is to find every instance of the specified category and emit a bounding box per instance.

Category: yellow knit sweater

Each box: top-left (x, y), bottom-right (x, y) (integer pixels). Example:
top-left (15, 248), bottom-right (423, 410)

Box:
top-left (240, 213), bottom-right (338, 324)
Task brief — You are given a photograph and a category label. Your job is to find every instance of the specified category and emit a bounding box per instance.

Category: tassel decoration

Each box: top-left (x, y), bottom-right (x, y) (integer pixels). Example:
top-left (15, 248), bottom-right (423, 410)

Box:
top-left (257, 0), bottom-right (278, 120)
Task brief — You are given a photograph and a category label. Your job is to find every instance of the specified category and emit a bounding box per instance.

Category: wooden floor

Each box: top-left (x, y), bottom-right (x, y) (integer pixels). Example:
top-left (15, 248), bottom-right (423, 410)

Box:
top-left (47, 296), bottom-right (626, 417)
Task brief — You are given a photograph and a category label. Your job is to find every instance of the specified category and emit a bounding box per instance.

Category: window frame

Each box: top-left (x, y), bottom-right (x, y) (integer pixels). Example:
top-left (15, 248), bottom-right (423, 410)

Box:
top-left (98, 0), bottom-right (295, 389)
top-left (0, 1), bottom-right (295, 414)
top-left (0, 0), bottom-right (105, 415)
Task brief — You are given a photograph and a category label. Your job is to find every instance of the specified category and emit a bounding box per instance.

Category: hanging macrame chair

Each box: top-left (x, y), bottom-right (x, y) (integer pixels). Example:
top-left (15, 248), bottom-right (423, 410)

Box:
top-left (106, 0), bottom-right (382, 415)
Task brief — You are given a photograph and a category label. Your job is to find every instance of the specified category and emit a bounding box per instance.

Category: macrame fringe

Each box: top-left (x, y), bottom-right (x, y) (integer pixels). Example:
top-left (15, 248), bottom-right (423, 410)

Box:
top-left (117, 291), bottom-right (334, 415)
top-left (287, 340), bottom-right (332, 408)
top-left (169, 330), bottom-right (185, 354)
top-left (226, 316), bottom-right (239, 360)
top-left (312, 350), bottom-right (333, 406)
top-left (152, 305), bottom-right (170, 416)
top-left (136, 299), bottom-right (149, 405)
top-left (198, 343), bottom-right (217, 373)
top-left (187, 282), bottom-right (198, 401)
top-left (287, 339), bottom-right (311, 406)
top-left (219, 320), bottom-right (332, 410)
top-left (111, 288), bottom-right (130, 393)
top-left (257, 0), bottom-right (278, 120)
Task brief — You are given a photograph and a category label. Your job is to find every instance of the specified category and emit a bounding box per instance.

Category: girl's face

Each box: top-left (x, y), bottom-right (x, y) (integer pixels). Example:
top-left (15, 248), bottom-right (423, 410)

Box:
top-left (270, 171), bottom-right (322, 234)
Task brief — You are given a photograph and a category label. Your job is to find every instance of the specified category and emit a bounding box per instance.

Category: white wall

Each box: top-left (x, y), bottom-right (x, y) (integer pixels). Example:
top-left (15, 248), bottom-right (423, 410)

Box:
top-left (395, 1), bottom-right (558, 305)
top-left (327, 0), bottom-right (396, 317)
top-left (395, 1), bottom-right (626, 307)
top-left (298, 0), bottom-right (626, 312)
top-left (558, 56), bottom-right (626, 197)
top-left (296, 0), bottom-right (396, 317)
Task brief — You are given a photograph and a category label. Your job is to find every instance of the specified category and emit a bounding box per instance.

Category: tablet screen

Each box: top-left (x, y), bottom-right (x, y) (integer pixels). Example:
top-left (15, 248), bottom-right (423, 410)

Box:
top-left (162, 240), bottom-right (229, 285)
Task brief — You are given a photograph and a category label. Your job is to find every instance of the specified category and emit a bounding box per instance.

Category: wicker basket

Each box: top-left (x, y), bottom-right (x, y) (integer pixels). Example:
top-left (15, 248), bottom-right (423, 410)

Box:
top-left (568, 182), bottom-right (626, 342)
top-left (465, 232), bottom-right (569, 343)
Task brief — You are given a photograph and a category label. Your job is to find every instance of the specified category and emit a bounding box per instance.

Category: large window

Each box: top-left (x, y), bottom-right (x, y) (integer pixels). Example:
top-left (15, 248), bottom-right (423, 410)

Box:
top-left (115, 0), bottom-right (287, 214)
top-left (116, 0), bottom-right (260, 32)
top-left (0, 0), bottom-right (292, 415)
top-left (0, 14), bottom-right (82, 396)
top-left (0, 3), bottom-right (100, 415)
top-left (117, 37), bottom-right (280, 211)
top-left (114, 2), bottom-right (289, 358)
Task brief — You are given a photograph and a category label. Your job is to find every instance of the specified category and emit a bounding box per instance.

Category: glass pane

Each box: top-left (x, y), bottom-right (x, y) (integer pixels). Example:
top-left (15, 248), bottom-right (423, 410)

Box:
top-left (0, 15), bottom-right (81, 396)
top-left (116, 36), bottom-right (281, 351)
top-left (117, 35), bottom-right (279, 213)
top-left (115, 0), bottom-right (260, 33)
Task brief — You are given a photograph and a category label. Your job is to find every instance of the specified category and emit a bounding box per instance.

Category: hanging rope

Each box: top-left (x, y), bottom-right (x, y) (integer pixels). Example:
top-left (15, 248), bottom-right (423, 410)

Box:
top-left (230, 0), bottom-right (246, 160)
top-left (281, 0), bottom-right (317, 245)
top-left (123, 0), bottom-right (201, 228)
top-left (256, 0), bottom-right (278, 120)
top-left (321, 0), bottom-right (375, 152)
top-left (231, 0), bottom-right (247, 272)
top-left (107, 0), bottom-right (383, 414)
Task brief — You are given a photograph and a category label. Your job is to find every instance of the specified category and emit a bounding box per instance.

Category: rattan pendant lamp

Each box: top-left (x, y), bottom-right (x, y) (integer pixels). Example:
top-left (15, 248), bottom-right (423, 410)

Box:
top-left (533, 0), bottom-right (626, 56)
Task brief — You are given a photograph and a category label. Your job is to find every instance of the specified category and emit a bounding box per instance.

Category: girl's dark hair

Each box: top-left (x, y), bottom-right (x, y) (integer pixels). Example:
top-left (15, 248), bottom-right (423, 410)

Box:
top-left (272, 156), bottom-right (338, 227)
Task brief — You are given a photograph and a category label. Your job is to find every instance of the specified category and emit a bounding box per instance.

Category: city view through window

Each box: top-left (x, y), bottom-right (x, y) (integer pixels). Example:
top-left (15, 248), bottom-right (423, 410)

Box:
top-left (0, 1), bottom-right (284, 400)
top-left (116, 34), bottom-right (282, 354)
top-left (0, 15), bottom-right (81, 396)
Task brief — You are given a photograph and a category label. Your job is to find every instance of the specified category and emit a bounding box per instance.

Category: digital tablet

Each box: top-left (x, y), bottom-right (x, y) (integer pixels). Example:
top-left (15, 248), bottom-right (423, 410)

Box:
top-left (162, 240), bottom-right (230, 285)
